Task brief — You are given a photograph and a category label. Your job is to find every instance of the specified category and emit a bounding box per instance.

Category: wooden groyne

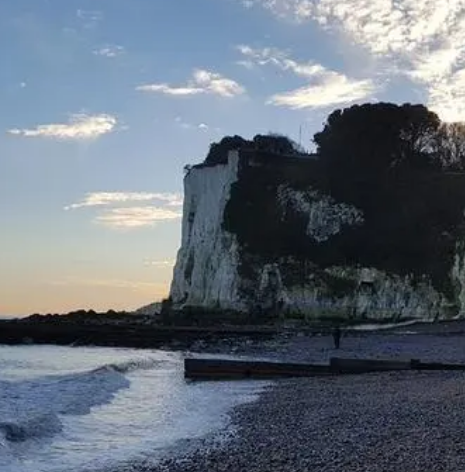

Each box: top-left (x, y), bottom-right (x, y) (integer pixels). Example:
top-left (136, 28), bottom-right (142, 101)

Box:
top-left (184, 357), bottom-right (465, 380)
top-left (184, 358), bottom-right (331, 380)
top-left (330, 357), bottom-right (412, 374)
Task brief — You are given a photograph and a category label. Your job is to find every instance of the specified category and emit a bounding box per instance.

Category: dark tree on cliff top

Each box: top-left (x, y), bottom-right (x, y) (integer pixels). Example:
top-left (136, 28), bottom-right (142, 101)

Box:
top-left (204, 134), bottom-right (305, 166)
top-left (313, 102), bottom-right (442, 205)
top-left (204, 135), bottom-right (249, 165)
top-left (314, 103), bottom-right (441, 174)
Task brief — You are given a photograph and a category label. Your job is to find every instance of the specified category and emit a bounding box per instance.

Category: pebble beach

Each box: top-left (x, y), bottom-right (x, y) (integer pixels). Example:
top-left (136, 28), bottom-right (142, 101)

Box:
top-left (123, 324), bottom-right (465, 472)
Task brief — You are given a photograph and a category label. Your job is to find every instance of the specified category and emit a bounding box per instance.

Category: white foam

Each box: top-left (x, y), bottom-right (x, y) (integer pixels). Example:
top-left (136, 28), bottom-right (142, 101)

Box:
top-left (349, 319), bottom-right (424, 331)
top-left (0, 345), bottom-right (268, 472)
top-left (0, 413), bottom-right (63, 442)
top-left (0, 360), bottom-right (131, 445)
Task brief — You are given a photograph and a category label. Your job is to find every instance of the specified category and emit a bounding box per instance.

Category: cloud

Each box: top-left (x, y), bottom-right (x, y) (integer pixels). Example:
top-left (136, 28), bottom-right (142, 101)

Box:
top-left (269, 75), bottom-right (375, 109)
top-left (143, 259), bottom-right (175, 267)
top-left (66, 192), bottom-right (183, 230)
top-left (426, 70), bottom-right (465, 123)
top-left (77, 9), bottom-right (103, 21)
top-left (137, 69), bottom-right (245, 98)
top-left (65, 192), bottom-right (183, 210)
top-left (138, 84), bottom-right (203, 96)
top-left (238, 45), bottom-right (376, 108)
top-left (237, 45), bottom-right (324, 78)
top-left (8, 114), bottom-right (117, 140)
top-left (174, 117), bottom-right (211, 131)
top-left (240, 0), bottom-right (313, 20)
top-left (95, 206), bottom-right (182, 228)
top-left (76, 9), bottom-right (103, 29)
top-left (240, 1), bottom-right (465, 121)
top-left (93, 45), bottom-right (125, 58)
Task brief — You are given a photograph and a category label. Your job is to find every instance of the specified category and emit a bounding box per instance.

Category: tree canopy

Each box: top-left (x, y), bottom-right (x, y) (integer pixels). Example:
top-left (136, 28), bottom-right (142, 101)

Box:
top-left (203, 133), bottom-right (306, 165)
top-left (314, 103), bottom-right (441, 177)
top-left (310, 102), bottom-right (465, 208)
top-left (204, 135), bottom-right (249, 165)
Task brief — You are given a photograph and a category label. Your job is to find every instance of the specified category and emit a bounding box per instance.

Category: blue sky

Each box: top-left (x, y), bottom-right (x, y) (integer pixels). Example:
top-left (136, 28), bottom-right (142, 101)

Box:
top-left (2, 0), bottom-right (465, 315)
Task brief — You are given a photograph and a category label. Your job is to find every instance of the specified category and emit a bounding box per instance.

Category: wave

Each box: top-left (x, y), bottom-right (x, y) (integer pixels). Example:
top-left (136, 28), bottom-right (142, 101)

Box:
top-left (0, 356), bottom-right (168, 443)
top-left (0, 413), bottom-right (62, 443)
top-left (98, 357), bottom-right (170, 374)
top-left (349, 319), bottom-right (423, 331)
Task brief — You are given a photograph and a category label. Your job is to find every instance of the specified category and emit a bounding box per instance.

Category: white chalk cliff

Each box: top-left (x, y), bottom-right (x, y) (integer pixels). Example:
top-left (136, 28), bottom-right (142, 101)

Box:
top-left (170, 151), bottom-right (246, 311)
top-left (170, 150), bottom-right (465, 321)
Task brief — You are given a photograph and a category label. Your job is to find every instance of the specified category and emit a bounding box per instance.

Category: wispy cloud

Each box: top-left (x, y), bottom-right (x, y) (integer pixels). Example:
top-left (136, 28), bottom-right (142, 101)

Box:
top-left (240, 1), bottom-right (465, 121)
top-left (136, 69), bottom-right (245, 98)
top-left (96, 206), bottom-right (182, 228)
top-left (269, 75), bottom-right (375, 109)
top-left (240, 0), bottom-right (313, 21)
top-left (143, 259), bottom-right (175, 267)
top-left (426, 70), bottom-right (465, 123)
top-left (66, 192), bottom-right (183, 230)
top-left (238, 45), bottom-right (376, 108)
top-left (237, 45), bottom-right (324, 78)
top-left (76, 9), bottom-right (103, 29)
top-left (138, 84), bottom-right (203, 96)
top-left (174, 117), bottom-right (211, 131)
top-left (77, 9), bottom-right (103, 21)
top-left (93, 45), bottom-right (125, 58)
top-left (65, 192), bottom-right (183, 210)
top-left (7, 114), bottom-right (117, 140)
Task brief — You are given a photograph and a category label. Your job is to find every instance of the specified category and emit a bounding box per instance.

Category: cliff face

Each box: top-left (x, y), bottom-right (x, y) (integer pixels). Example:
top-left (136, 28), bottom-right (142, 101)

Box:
top-left (170, 151), bottom-right (246, 311)
top-left (170, 150), bottom-right (465, 321)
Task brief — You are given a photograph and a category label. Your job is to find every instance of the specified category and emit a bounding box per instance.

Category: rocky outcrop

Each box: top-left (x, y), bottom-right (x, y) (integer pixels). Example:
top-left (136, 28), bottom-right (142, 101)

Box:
top-left (277, 185), bottom-right (364, 242)
top-left (169, 149), bottom-right (465, 321)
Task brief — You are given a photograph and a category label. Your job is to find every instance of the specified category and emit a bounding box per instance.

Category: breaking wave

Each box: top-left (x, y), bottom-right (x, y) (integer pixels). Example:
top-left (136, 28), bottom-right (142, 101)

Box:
top-left (0, 413), bottom-right (62, 442)
top-left (95, 357), bottom-right (168, 375)
top-left (0, 356), bottom-right (165, 443)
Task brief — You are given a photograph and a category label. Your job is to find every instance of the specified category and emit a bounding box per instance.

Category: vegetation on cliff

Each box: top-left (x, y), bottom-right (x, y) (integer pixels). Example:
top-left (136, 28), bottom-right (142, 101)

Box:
top-left (200, 133), bottom-right (308, 167)
top-left (220, 102), bottom-right (465, 302)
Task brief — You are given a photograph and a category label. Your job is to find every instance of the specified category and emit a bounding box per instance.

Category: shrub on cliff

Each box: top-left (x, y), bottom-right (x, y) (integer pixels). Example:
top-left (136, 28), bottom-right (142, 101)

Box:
top-left (253, 133), bottom-right (305, 155)
top-left (203, 134), bottom-right (305, 166)
top-left (204, 135), bottom-right (250, 165)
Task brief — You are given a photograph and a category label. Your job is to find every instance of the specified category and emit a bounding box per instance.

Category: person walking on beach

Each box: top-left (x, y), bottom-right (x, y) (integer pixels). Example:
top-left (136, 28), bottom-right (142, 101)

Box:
top-left (332, 326), bottom-right (341, 349)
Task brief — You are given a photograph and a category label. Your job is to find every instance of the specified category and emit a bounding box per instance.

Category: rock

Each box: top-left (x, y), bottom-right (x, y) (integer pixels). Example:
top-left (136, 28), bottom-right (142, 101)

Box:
top-left (168, 148), bottom-right (465, 322)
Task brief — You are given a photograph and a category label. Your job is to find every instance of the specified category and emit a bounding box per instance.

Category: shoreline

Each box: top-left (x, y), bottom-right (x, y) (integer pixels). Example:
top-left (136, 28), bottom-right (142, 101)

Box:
top-left (5, 327), bottom-right (465, 471)
top-left (116, 329), bottom-right (465, 472)
top-left (145, 370), bottom-right (465, 472)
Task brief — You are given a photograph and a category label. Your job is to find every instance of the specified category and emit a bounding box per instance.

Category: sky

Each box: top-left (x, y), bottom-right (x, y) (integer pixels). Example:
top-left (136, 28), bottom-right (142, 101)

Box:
top-left (2, 0), bottom-right (465, 316)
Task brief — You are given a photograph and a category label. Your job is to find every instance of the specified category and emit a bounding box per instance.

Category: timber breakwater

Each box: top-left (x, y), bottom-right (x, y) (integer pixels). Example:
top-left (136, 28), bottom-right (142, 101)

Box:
top-left (185, 356), bottom-right (465, 380)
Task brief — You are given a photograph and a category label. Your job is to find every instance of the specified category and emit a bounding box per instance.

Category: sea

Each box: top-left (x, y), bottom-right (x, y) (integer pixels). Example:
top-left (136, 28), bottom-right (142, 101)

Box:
top-left (0, 344), bottom-right (268, 472)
